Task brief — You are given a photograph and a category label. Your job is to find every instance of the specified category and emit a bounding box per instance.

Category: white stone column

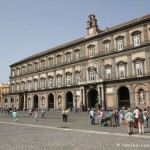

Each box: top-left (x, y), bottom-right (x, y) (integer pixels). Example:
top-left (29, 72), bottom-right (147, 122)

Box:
top-left (53, 92), bottom-right (57, 111)
top-left (23, 93), bottom-right (26, 110)
top-left (45, 73), bottom-right (48, 89)
top-left (45, 94), bottom-right (48, 110)
top-left (38, 95), bottom-right (40, 110)
top-left (101, 85), bottom-right (105, 108)
top-left (54, 71), bottom-right (56, 87)
top-left (63, 91), bottom-right (66, 109)
top-left (8, 97), bottom-right (11, 108)
top-left (80, 87), bottom-right (83, 109)
top-left (13, 97), bottom-right (16, 108)
top-left (31, 96), bottom-right (34, 109)
top-left (98, 86), bottom-right (101, 105)
top-left (83, 87), bottom-right (85, 107)
top-left (72, 66), bottom-right (75, 85)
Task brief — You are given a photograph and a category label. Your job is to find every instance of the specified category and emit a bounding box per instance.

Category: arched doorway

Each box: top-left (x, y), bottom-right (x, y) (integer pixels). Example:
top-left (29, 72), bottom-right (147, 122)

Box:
top-left (88, 89), bottom-right (98, 108)
top-left (118, 86), bottom-right (130, 108)
top-left (33, 95), bottom-right (38, 109)
top-left (66, 91), bottom-right (73, 109)
top-left (48, 93), bottom-right (54, 110)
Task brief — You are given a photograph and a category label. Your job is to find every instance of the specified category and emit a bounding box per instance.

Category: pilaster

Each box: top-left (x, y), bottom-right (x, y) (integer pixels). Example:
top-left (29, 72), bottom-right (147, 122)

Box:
top-left (127, 54), bottom-right (132, 78)
top-left (112, 58), bottom-right (116, 80)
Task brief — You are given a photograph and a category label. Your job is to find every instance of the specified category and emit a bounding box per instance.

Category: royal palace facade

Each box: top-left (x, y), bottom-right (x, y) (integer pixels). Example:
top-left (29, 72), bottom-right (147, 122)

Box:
top-left (5, 14), bottom-right (150, 110)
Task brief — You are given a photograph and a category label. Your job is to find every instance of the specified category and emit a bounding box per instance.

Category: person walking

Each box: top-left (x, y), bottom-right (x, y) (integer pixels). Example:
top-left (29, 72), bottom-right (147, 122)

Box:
top-left (119, 108), bottom-right (126, 126)
top-left (143, 108), bottom-right (149, 127)
top-left (133, 106), bottom-right (139, 128)
top-left (107, 109), bottom-right (112, 126)
top-left (65, 109), bottom-right (69, 121)
top-left (138, 108), bottom-right (144, 134)
top-left (12, 109), bottom-right (18, 122)
top-left (96, 109), bottom-right (101, 125)
top-left (114, 108), bottom-right (119, 127)
top-left (34, 110), bottom-right (38, 121)
top-left (41, 109), bottom-right (45, 119)
top-left (62, 109), bottom-right (66, 122)
top-left (125, 108), bottom-right (134, 135)
top-left (28, 109), bottom-right (32, 117)
top-left (89, 107), bottom-right (95, 125)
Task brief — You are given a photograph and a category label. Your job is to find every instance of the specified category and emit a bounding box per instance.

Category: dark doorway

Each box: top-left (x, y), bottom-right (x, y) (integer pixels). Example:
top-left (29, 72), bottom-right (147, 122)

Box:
top-left (88, 89), bottom-right (98, 108)
top-left (33, 95), bottom-right (38, 109)
top-left (20, 95), bottom-right (24, 110)
top-left (66, 92), bottom-right (73, 109)
top-left (118, 86), bottom-right (130, 108)
top-left (48, 94), bottom-right (54, 109)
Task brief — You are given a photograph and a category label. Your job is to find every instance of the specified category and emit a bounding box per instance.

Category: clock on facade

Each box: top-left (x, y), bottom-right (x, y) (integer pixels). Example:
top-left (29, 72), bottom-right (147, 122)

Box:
top-left (89, 28), bottom-right (94, 34)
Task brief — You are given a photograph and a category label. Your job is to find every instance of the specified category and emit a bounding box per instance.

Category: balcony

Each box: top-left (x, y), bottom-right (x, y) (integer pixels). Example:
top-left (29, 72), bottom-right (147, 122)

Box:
top-left (78, 79), bottom-right (103, 85)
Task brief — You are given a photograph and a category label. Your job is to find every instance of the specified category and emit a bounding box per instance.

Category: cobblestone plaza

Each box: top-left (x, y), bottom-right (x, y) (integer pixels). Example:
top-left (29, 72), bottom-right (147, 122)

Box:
top-left (0, 111), bottom-right (150, 150)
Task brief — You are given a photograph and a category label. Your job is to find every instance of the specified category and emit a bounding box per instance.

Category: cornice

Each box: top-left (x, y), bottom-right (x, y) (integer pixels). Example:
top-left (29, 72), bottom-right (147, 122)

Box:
top-left (10, 14), bottom-right (150, 67)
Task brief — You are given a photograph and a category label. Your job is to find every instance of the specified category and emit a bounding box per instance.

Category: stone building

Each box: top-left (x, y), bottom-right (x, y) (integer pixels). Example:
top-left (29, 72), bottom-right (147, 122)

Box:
top-left (6, 14), bottom-right (150, 110)
top-left (0, 83), bottom-right (9, 108)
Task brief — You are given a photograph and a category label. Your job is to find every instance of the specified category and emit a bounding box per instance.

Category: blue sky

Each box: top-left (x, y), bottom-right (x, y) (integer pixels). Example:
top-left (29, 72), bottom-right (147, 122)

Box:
top-left (0, 0), bottom-right (149, 83)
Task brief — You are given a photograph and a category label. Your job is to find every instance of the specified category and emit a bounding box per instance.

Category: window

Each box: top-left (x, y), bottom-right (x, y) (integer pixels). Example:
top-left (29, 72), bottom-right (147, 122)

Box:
top-left (48, 57), bottom-right (53, 66)
top-left (34, 62), bottom-right (39, 70)
top-left (116, 61), bottom-right (127, 79)
top-left (103, 39), bottom-right (111, 51)
top-left (106, 68), bottom-right (111, 79)
top-left (48, 77), bottom-right (53, 88)
top-left (12, 70), bottom-right (15, 77)
top-left (11, 98), bottom-right (14, 103)
top-left (57, 55), bottom-right (62, 64)
top-left (27, 81), bottom-right (32, 91)
top-left (89, 47), bottom-right (94, 57)
top-left (131, 31), bottom-right (141, 47)
top-left (22, 66), bottom-right (26, 74)
top-left (16, 83), bottom-right (20, 91)
top-left (28, 64), bottom-right (32, 71)
top-left (76, 73), bottom-right (80, 84)
top-left (17, 68), bottom-right (20, 76)
top-left (119, 66), bottom-right (125, 79)
top-left (75, 50), bottom-right (80, 60)
top-left (134, 35), bottom-right (140, 46)
top-left (104, 43), bottom-right (110, 51)
top-left (117, 40), bottom-right (123, 50)
top-left (11, 84), bottom-right (15, 92)
top-left (22, 82), bottom-right (25, 91)
top-left (66, 53), bottom-right (71, 63)
top-left (136, 63), bottom-right (143, 77)
top-left (66, 74), bottom-right (72, 86)
top-left (41, 60), bottom-right (45, 68)
top-left (105, 64), bottom-right (112, 79)
top-left (57, 75), bottom-right (62, 87)
top-left (89, 70), bottom-right (96, 81)
top-left (34, 79), bottom-right (38, 90)
top-left (41, 78), bottom-right (45, 89)
top-left (133, 57), bottom-right (145, 77)
top-left (5, 98), bottom-right (8, 103)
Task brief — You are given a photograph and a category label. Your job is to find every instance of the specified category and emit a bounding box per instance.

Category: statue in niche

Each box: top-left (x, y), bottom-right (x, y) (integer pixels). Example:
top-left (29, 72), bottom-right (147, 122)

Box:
top-left (58, 97), bottom-right (62, 108)
top-left (138, 90), bottom-right (145, 104)
top-left (42, 97), bottom-right (45, 105)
